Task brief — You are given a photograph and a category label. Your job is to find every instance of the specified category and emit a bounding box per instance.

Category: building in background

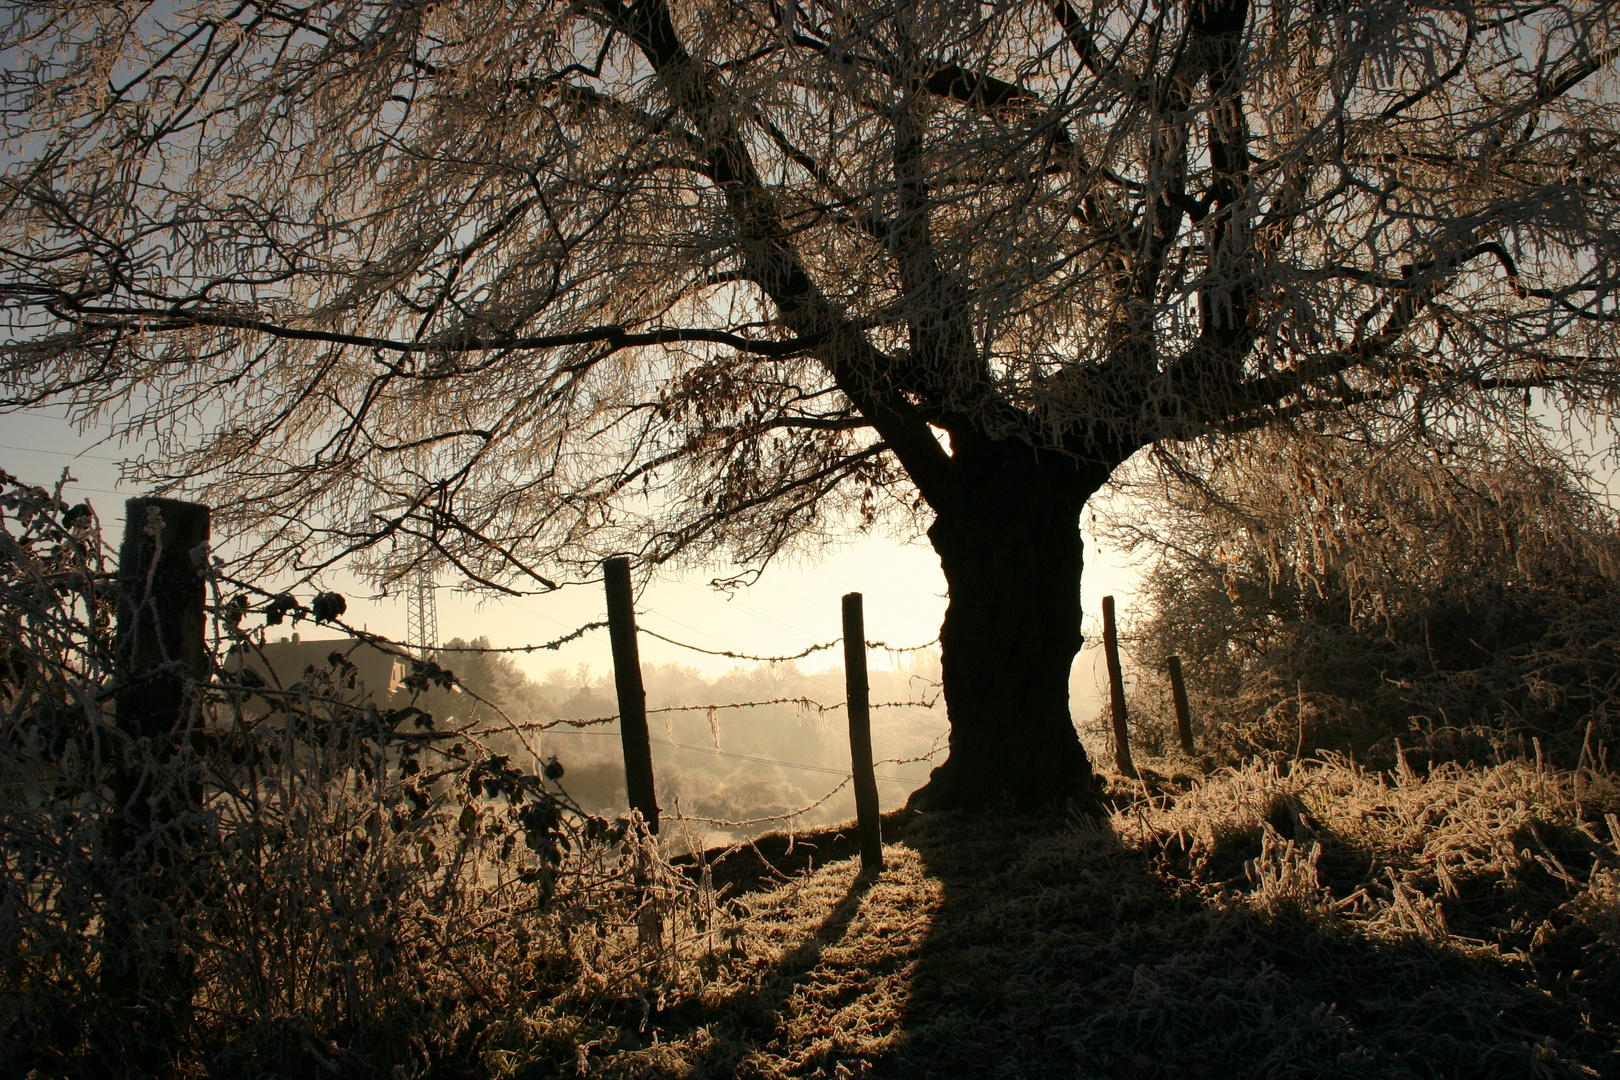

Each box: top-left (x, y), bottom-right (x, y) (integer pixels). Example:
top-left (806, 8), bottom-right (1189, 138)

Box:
top-left (225, 633), bottom-right (408, 705)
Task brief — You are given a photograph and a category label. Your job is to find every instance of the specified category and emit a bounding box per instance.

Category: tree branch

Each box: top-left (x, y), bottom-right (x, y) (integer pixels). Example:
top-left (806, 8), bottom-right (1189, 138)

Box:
top-left (38, 304), bottom-right (817, 358)
top-left (598, 0), bottom-right (953, 506)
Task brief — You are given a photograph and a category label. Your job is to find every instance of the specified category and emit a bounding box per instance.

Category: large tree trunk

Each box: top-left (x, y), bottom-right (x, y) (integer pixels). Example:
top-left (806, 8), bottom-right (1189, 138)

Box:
top-left (909, 439), bottom-right (1114, 809)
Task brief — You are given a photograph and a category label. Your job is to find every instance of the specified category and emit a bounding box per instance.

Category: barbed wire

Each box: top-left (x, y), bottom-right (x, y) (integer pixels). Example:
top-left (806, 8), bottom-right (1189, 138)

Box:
top-left (877, 732), bottom-right (949, 767)
top-left (865, 636), bottom-right (941, 653)
top-left (648, 738), bottom-right (898, 780)
top-left (635, 627), bottom-right (839, 662)
top-left (526, 714), bottom-right (621, 731)
top-left (665, 775), bottom-right (855, 829)
top-left (660, 741), bottom-right (949, 830)
top-left (209, 574), bottom-right (571, 765)
top-left (26, 484), bottom-right (945, 863)
top-left (653, 696), bottom-right (833, 715)
top-left (212, 572), bottom-right (939, 669)
top-left (211, 571), bottom-right (612, 657)
top-left (639, 626), bottom-right (940, 662)
top-left (420, 622), bottom-right (609, 653)
top-left (187, 558), bottom-right (956, 835)
top-left (209, 573), bottom-right (944, 794)
top-left (513, 698), bottom-right (830, 732)
top-left (515, 689), bottom-right (941, 734)
top-left (517, 721), bottom-right (947, 781)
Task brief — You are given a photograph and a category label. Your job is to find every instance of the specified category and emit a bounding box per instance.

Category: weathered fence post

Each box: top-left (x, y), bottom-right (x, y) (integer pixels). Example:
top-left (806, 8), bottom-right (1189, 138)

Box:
top-left (1102, 595), bottom-right (1137, 778)
top-left (1167, 655), bottom-right (1195, 756)
top-left (604, 556), bottom-right (659, 834)
top-left (841, 593), bottom-right (883, 875)
top-left (105, 497), bottom-right (210, 1060)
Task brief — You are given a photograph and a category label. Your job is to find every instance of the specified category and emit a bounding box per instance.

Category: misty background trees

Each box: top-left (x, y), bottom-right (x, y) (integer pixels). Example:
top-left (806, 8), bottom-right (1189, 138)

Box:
top-left (416, 638), bottom-right (945, 835)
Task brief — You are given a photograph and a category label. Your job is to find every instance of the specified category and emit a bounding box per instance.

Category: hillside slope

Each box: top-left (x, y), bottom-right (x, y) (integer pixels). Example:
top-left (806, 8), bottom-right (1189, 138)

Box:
top-left (500, 758), bottom-right (1620, 1079)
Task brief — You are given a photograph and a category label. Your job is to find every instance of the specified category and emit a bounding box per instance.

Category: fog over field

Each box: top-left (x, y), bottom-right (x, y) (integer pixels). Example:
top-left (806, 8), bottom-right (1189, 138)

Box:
top-left (418, 645), bottom-right (946, 839)
top-left (394, 629), bottom-right (1130, 840)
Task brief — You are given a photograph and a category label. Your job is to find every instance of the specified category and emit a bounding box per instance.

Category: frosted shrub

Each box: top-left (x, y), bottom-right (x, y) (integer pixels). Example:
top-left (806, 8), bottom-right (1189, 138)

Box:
top-left (1098, 435), bottom-right (1620, 767)
top-left (0, 475), bottom-right (698, 1077)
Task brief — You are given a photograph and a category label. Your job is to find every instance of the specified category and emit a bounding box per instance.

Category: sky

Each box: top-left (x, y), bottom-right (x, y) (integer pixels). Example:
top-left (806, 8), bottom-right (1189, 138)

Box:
top-left (0, 406), bottom-right (1146, 719)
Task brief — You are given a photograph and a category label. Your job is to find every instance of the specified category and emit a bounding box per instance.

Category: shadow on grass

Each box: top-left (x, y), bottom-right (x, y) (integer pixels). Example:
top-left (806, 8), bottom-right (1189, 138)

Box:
top-left (861, 807), bottom-right (1615, 1080)
top-left (655, 870), bottom-right (878, 1066)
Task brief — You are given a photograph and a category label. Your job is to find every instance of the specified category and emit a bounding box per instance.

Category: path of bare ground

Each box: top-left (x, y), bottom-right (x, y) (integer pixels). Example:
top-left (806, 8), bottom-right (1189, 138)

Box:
top-left (497, 760), bottom-right (1620, 1080)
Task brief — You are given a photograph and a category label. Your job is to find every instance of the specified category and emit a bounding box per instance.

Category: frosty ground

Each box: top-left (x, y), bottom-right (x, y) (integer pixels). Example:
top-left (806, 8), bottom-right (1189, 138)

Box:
top-left (483, 757), bottom-right (1620, 1079)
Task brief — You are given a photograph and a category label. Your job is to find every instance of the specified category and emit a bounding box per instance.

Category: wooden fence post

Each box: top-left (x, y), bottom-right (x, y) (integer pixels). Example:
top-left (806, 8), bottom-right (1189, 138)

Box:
top-left (841, 593), bottom-right (883, 875)
top-left (1167, 655), bottom-right (1195, 756)
top-left (1102, 595), bottom-right (1137, 778)
top-left (114, 498), bottom-right (212, 751)
top-left (106, 497), bottom-right (211, 1058)
top-left (604, 556), bottom-right (659, 834)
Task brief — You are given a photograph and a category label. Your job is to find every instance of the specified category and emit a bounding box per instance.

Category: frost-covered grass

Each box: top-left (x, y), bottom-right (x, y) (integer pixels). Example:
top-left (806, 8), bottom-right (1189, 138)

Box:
top-left (12, 717), bottom-right (1618, 1078)
top-left (10, 479), bottom-right (1615, 1077)
top-left (491, 755), bottom-right (1620, 1079)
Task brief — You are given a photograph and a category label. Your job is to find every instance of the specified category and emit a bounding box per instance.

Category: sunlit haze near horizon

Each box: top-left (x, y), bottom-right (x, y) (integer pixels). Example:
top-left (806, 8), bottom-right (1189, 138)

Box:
top-left (0, 407), bottom-right (1145, 720)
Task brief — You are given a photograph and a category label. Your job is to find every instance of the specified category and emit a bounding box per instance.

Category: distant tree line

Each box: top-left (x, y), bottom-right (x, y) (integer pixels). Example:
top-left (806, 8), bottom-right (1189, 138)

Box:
top-left (418, 640), bottom-right (945, 832)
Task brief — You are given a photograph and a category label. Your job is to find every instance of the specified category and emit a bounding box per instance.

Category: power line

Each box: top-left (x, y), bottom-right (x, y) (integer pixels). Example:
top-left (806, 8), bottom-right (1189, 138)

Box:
top-left (0, 442), bottom-right (124, 462)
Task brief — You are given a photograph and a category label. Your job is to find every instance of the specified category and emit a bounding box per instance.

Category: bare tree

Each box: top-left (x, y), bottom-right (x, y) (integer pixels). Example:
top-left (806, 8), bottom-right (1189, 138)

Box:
top-left (2, 0), bottom-right (1618, 805)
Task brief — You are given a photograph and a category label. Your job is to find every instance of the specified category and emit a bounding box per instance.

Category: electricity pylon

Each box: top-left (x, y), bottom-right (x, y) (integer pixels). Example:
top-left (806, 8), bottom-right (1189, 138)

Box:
top-left (369, 499), bottom-right (441, 660)
top-left (405, 566), bottom-right (438, 661)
